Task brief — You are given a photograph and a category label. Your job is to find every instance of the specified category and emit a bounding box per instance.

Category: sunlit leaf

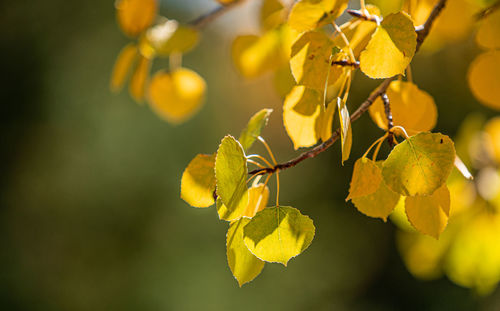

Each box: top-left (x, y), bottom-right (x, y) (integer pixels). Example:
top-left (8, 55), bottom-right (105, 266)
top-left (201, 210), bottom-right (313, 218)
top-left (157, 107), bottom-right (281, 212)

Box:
top-left (367, 0), bottom-right (404, 16)
top-left (239, 109), bottom-right (273, 151)
top-left (383, 132), bottom-right (455, 196)
top-left (215, 136), bottom-right (249, 221)
top-left (110, 43), bottom-right (138, 92)
top-left (273, 65), bottom-right (296, 98)
top-left (468, 50), bottom-right (500, 111)
top-left (148, 68), bottom-right (206, 124)
top-left (347, 157), bottom-right (382, 200)
top-left (260, 0), bottom-right (286, 31)
top-left (227, 218), bottom-right (265, 287)
top-left (405, 184), bottom-right (450, 239)
top-left (369, 81), bottom-right (437, 133)
top-left (242, 184), bottom-right (270, 218)
top-left (243, 206), bottom-right (315, 266)
top-left (288, 0), bottom-right (348, 33)
top-left (116, 0), bottom-right (157, 37)
top-left (485, 117), bottom-right (500, 163)
top-left (337, 98), bottom-right (352, 164)
top-left (141, 20), bottom-right (200, 57)
top-left (477, 8), bottom-right (500, 50)
top-left (315, 98), bottom-right (336, 142)
top-left (129, 55), bottom-right (151, 103)
top-left (181, 154), bottom-right (216, 208)
top-left (359, 12), bottom-right (417, 79)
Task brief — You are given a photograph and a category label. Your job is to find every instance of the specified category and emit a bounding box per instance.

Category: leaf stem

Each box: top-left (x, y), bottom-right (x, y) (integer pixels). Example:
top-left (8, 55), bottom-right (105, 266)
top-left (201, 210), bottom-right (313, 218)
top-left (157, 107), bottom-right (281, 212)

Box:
top-left (258, 136), bottom-right (277, 165)
top-left (247, 154), bottom-right (273, 168)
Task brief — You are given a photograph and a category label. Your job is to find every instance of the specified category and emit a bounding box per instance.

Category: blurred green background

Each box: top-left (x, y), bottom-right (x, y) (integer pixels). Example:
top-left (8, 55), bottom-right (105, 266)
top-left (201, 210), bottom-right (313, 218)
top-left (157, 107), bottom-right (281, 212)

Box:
top-left (1, 0), bottom-right (499, 310)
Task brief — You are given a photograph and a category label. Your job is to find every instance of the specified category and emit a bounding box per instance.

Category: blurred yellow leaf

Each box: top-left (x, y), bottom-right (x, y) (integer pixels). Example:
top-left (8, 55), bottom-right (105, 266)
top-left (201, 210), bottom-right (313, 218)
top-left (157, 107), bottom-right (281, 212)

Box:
top-left (468, 50), bottom-right (500, 111)
top-left (243, 206), bottom-right (315, 266)
top-left (288, 0), bottom-right (348, 33)
top-left (369, 81), bottom-right (437, 133)
top-left (405, 184), bottom-right (450, 239)
top-left (485, 117), bottom-right (500, 163)
top-left (347, 157), bottom-right (382, 200)
top-left (315, 98), bottom-right (336, 142)
top-left (141, 20), bottom-right (200, 57)
top-left (110, 43), bottom-right (138, 92)
top-left (181, 154), bottom-right (216, 208)
top-left (148, 68), bottom-right (206, 124)
top-left (129, 55), bottom-right (151, 103)
top-left (116, 0), bottom-right (157, 37)
top-left (477, 8), bottom-right (500, 50)
top-left (360, 12), bottom-right (417, 79)
top-left (337, 98), bottom-right (352, 164)
top-left (367, 0), bottom-right (404, 16)
top-left (260, 0), bottom-right (286, 31)
top-left (242, 184), bottom-right (270, 218)
top-left (227, 218), bottom-right (265, 287)
top-left (273, 65), bottom-right (296, 98)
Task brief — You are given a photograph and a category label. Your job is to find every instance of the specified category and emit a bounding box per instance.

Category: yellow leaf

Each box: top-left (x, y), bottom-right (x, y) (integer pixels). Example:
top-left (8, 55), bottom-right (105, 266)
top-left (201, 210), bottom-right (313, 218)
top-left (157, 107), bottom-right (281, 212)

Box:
top-left (382, 132), bottom-right (456, 196)
top-left (129, 55), bottom-right (151, 103)
top-left (215, 136), bottom-right (249, 222)
top-left (148, 68), bottom-right (206, 124)
top-left (283, 85), bottom-right (322, 149)
top-left (359, 12), bottom-right (417, 79)
top-left (288, 0), bottom-right (348, 33)
top-left (273, 65), bottom-right (296, 98)
top-left (367, 0), bottom-right (404, 16)
top-left (141, 20), bottom-right (200, 57)
top-left (243, 206), bottom-right (315, 266)
top-left (347, 157), bottom-right (382, 200)
top-left (405, 184), bottom-right (450, 239)
top-left (337, 98), bottom-right (352, 164)
top-left (485, 117), bottom-right (500, 163)
top-left (181, 154), bottom-right (216, 208)
top-left (116, 0), bottom-right (157, 37)
top-left (227, 218), bottom-right (265, 287)
top-left (110, 43), bottom-right (138, 92)
top-left (239, 109), bottom-right (273, 151)
top-left (315, 98), bottom-right (336, 142)
top-left (468, 50), bottom-right (500, 111)
top-left (290, 31), bottom-right (336, 90)
top-left (242, 184), bottom-right (270, 218)
top-left (369, 81), bottom-right (437, 133)
top-left (477, 8), bottom-right (500, 50)
top-left (260, 0), bottom-right (286, 31)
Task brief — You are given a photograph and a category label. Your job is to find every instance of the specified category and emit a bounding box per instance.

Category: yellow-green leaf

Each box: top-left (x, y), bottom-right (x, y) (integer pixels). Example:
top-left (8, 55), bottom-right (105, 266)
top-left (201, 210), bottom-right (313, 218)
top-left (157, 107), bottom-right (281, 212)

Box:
top-left (382, 132), bottom-right (456, 196)
top-left (468, 50), bottom-right (500, 111)
top-left (347, 157), bottom-right (382, 200)
top-left (290, 31), bottom-right (336, 90)
top-left (337, 98), bottom-right (352, 164)
top-left (369, 81), bottom-right (437, 133)
top-left (180, 154), bottom-right (216, 208)
top-left (141, 20), bottom-right (199, 57)
top-left (288, 0), bottom-right (348, 33)
top-left (239, 109), bottom-right (273, 151)
top-left (148, 68), bottom-right (206, 124)
top-left (477, 8), bottom-right (500, 50)
top-left (215, 136), bottom-right (249, 221)
top-left (359, 12), bottom-right (417, 79)
top-left (243, 206), bottom-right (315, 266)
top-left (227, 218), bottom-right (265, 287)
top-left (110, 43), bottom-right (138, 92)
top-left (242, 184), bottom-right (270, 218)
top-left (405, 184), bottom-right (450, 239)
top-left (129, 55), bottom-right (151, 103)
top-left (116, 0), bottom-right (157, 37)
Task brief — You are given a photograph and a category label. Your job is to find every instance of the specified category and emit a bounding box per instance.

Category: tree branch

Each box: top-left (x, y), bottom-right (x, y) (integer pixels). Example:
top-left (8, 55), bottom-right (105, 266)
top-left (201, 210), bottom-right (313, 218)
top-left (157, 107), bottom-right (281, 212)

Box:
top-left (381, 92), bottom-right (395, 148)
top-left (475, 0), bottom-right (500, 20)
top-left (189, 0), bottom-right (246, 29)
top-left (249, 0), bottom-right (448, 176)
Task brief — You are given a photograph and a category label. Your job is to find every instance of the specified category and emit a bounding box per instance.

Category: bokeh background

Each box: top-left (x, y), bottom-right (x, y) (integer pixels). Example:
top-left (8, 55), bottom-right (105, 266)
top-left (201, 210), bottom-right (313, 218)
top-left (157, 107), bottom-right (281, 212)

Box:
top-left (1, 0), bottom-right (499, 310)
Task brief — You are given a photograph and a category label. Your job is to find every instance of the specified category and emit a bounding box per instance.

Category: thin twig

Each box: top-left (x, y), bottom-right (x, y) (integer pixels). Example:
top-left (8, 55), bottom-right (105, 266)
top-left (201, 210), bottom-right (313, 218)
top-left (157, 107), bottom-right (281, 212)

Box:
top-left (381, 93), bottom-right (395, 148)
top-left (249, 0), bottom-right (448, 176)
top-left (189, 0), bottom-right (246, 29)
top-left (346, 9), bottom-right (380, 23)
top-left (331, 60), bottom-right (360, 68)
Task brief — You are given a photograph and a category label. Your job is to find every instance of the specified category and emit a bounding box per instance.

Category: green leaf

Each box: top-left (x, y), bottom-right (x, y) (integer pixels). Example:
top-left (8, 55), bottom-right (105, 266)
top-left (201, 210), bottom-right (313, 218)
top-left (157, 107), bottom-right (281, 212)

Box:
top-left (239, 109), bottom-right (273, 151)
top-left (359, 12), bottom-right (417, 79)
top-left (288, 0), bottom-right (348, 33)
top-left (347, 157), bottom-right (382, 200)
top-left (215, 136), bottom-right (249, 221)
top-left (227, 218), bottom-right (265, 287)
top-left (243, 206), bottom-right (315, 266)
top-left (382, 132), bottom-right (456, 196)
top-left (337, 98), bottom-right (352, 165)
top-left (180, 153), bottom-right (216, 208)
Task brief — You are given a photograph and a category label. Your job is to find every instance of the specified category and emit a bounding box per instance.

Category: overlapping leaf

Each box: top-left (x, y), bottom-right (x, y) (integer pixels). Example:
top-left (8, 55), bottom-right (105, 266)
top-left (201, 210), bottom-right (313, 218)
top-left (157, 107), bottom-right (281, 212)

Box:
top-left (288, 0), bottom-right (348, 33)
top-left (116, 0), bottom-right (157, 37)
top-left (337, 98), bottom-right (352, 164)
top-left (110, 43), bottom-right (138, 92)
top-left (468, 51), bottom-right (500, 111)
top-left (181, 154), bottom-right (216, 208)
top-left (239, 109), bottom-right (273, 151)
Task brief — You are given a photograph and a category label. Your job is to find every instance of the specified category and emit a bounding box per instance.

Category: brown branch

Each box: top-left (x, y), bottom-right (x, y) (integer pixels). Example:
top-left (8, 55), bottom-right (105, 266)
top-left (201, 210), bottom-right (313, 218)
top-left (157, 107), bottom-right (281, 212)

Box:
top-left (249, 0), bottom-right (447, 176)
top-left (189, 0), bottom-right (246, 29)
top-left (475, 1), bottom-right (500, 20)
top-left (346, 9), bottom-right (380, 23)
top-left (381, 92), bottom-right (395, 148)
top-left (331, 60), bottom-right (360, 68)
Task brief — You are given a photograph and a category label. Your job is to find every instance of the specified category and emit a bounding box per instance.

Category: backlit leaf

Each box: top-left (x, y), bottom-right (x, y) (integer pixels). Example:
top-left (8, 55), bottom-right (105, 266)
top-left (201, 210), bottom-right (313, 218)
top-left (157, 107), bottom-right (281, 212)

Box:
top-left (315, 98), bottom-right (336, 142)
top-left (477, 8), bottom-right (500, 50)
top-left (227, 218), bottom-right (265, 287)
top-left (485, 117), bottom-right (500, 163)
top-left (382, 132), bottom-right (456, 196)
top-left (148, 68), bottom-right (206, 124)
top-left (243, 206), bottom-right (315, 266)
top-left (405, 184), bottom-right (450, 239)
top-left (347, 157), bottom-right (382, 200)
top-left (239, 109), bottom-right (273, 151)
top-left (242, 184), bottom-right (270, 218)
top-left (215, 136), bottom-right (249, 221)
top-left (260, 0), bottom-right (286, 31)
top-left (141, 20), bottom-right (200, 57)
top-left (181, 154), bottom-right (216, 208)
top-left (468, 50), bottom-right (500, 111)
top-left (288, 0), bottom-right (348, 33)
top-left (359, 12), bottom-right (417, 79)
top-left (116, 0), bottom-right (157, 37)
top-left (337, 98), bottom-right (352, 164)
top-left (110, 43), bottom-right (138, 92)
top-left (129, 55), bottom-right (151, 103)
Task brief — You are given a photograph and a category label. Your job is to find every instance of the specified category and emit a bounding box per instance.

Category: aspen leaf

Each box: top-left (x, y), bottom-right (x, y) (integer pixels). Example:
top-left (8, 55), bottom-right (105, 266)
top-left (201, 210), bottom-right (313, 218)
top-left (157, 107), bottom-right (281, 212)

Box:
top-left (485, 117), bottom-right (500, 163)
top-left (260, 0), bottom-right (286, 31)
top-left (288, 0), bottom-right (348, 33)
top-left (369, 81), bottom-right (437, 133)
top-left (181, 154), bottom-right (216, 208)
top-left (243, 206), bottom-right (315, 266)
top-left (129, 55), bottom-right (151, 103)
top-left (360, 12), bottom-right (417, 79)
top-left (337, 98), bottom-right (352, 164)
top-left (290, 31), bottom-right (337, 90)
top-left (227, 218), bottom-right (265, 287)
top-left (468, 51), bottom-right (500, 111)
top-left (141, 20), bottom-right (199, 57)
top-left (283, 85), bottom-right (322, 149)
top-left (242, 184), bottom-right (270, 218)
top-left (110, 43), bottom-right (138, 92)
top-left (347, 157), bottom-right (382, 200)
top-left (477, 8), bottom-right (500, 50)
top-left (382, 132), bottom-right (456, 196)
top-left (405, 184), bottom-right (450, 239)
top-left (116, 0), bottom-right (157, 37)
top-left (215, 136), bottom-right (249, 222)
top-left (148, 68), bottom-right (206, 124)
top-left (273, 65), bottom-right (296, 98)
top-left (315, 98), bottom-right (336, 142)
top-left (239, 109), bottom-right (273, 151)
